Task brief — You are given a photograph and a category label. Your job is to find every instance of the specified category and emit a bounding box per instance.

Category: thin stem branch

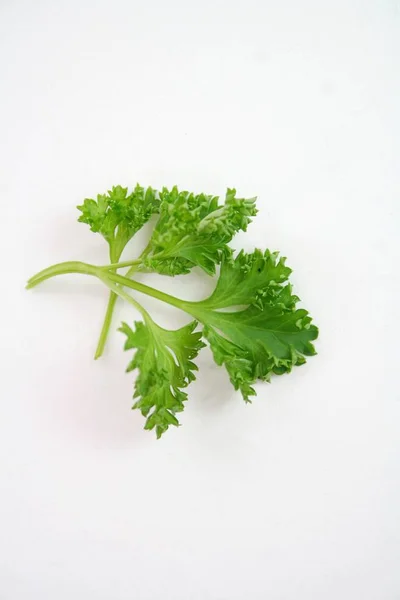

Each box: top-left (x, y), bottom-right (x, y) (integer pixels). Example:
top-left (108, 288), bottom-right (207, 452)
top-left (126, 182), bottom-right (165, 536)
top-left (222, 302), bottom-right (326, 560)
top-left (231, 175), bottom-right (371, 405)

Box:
top-left (99, 259), bottom-right (142, 271)
top-left (26, 258), bottom-right (199, 331)
top-left (26, 261), bottom-right (98, 288)
top-left (126, 263), bottom-right (141, 278)
top-left (105, 271), bottom-right (196, 316)
top-left (93, 292), bottom-right (118, 359)
top-left (94, 241), bottom-right (151, 356)
top-left (93, 241), bottom-right (122, 359)
top-left (98, 275), bottom-right (150, 322)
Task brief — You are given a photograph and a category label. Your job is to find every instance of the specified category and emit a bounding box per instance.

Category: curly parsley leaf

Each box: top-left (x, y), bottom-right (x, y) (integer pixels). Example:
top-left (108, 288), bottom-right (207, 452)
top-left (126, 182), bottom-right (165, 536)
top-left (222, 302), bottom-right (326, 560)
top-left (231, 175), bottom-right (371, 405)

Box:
top-left (189, 250), bottom-right (318, 401)
top-left (119, 319), bottom-right (205, 438)
top-left (142, 187), bottom-right (257, 275)
top-left (198, 248), bottom-right (295, 310)
top-left (77, 184), bottom-right (159, 261)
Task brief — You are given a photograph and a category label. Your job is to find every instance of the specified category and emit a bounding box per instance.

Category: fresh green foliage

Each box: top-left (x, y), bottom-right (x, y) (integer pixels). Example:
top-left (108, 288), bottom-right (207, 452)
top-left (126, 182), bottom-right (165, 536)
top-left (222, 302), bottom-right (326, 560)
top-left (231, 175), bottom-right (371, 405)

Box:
top-left (186, 250), bottom-right (317, 402)
top-left (77, 184), bottom-right (159, 261)
top-left (120, 319), bottom-right (205, 438)
top-left (27, 183), bottom-right (318, 438)
top-left (142, 187), bottom-right (257, 275)
top-left (77, 184), bottom-right (160, 359)
top-left (194, 249), bottom-right (295, 310)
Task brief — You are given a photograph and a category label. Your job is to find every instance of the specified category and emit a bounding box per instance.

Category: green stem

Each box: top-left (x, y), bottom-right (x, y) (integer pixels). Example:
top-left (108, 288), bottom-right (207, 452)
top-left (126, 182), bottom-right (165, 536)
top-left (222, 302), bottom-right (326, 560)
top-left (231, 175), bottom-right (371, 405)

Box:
top-left (126, 263), bottom-right (141, 278)
top-left (105, 271), bottom-right (195, 316)
top-left (27, 259), bottom-right (196, 316)
top-left (95, 259), bottom-right (145, 358)
top-left (98, 275), bottom-right (150, 322)
top-left (123, 239), bottom-right (154, 279)
top-left (93, 292), bottom-right (118, 359)
top-left (26, 259), bottom-right (201, 329)
top-left (100, 259), bottom-right (142, 271)
top-left (95, 242), bottom-right (151, 357)
top-left (26, 261), bottom-right (98, 288)
top-left (94, 241), bottom-right (126, 360)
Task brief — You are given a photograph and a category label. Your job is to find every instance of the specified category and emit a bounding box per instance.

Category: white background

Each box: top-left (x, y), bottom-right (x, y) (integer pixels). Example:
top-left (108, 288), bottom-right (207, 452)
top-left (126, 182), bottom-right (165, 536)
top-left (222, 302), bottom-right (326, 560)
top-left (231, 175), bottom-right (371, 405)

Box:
top-left (1, 1), bottom-right (399, 598)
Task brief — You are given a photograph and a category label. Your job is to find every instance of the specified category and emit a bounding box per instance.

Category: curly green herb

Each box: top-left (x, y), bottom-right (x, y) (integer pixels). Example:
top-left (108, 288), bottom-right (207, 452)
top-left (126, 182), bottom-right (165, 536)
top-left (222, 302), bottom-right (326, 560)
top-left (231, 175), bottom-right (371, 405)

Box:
top-left (27, 184), bottom-right (318, 438)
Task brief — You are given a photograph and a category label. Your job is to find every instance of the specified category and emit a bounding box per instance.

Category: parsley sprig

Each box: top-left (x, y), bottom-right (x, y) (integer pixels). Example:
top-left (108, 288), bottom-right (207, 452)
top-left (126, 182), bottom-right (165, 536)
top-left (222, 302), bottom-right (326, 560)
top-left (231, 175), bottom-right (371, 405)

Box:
top-left (27, 184), bottom-right (318, 438)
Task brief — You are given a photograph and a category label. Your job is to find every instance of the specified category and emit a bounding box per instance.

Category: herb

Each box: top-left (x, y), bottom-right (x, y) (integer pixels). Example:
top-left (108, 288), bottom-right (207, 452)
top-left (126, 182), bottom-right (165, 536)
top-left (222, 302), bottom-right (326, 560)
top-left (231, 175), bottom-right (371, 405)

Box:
top-left (142, 186), bottom-right (257, 275)
top-left (27, 184), bottom-right (318, 438)
top-left (77, 184), bottom-right (159, 358)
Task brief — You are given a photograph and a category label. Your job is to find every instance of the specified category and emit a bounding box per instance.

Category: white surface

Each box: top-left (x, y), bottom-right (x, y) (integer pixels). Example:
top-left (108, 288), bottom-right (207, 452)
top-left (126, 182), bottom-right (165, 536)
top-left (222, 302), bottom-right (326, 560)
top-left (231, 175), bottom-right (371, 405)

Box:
top-left (1, 1), bottom-right (399, 598)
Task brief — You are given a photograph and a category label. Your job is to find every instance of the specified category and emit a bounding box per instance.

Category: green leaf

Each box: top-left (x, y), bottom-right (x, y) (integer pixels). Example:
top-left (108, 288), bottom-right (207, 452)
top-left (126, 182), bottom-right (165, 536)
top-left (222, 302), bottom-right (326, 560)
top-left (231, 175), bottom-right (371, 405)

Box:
top-left (119, 319), bottom-right (205, 438)
top-left (203, 326), bottom-right (257, 402)
top-left (190, 250), bottom-right (318, 400)
top-left (77, 184), bottom-right (159, 260)
top-left (143, 187), bottom-right (257, 276)
top-left (199, 248), bottom-right (295, 309)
